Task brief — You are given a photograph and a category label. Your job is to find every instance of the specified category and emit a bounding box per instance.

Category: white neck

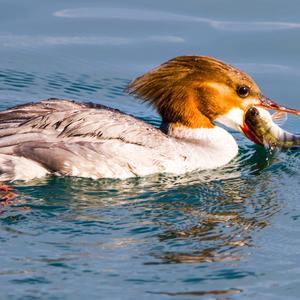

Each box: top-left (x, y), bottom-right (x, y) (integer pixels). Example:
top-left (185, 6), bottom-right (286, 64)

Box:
top-left (161, 123), bottom-right (239, 170)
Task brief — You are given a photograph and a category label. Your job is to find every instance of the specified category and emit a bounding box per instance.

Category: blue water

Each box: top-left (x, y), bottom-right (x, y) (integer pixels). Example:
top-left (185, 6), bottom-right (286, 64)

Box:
top-left (1, 0), bottom-right (300, 299)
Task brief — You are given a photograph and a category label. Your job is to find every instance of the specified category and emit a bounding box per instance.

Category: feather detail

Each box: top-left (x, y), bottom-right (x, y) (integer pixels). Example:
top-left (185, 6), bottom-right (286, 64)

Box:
top-left (0, 99), bottom-right (238, 180)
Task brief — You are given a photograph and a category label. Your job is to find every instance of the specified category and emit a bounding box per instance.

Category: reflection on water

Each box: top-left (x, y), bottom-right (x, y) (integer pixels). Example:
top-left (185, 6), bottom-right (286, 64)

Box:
top-left (54, 7), bottom-right (300, 31)
top-left (0, 71), bottom-right (296, 298)
top-left (149, 288), bottom-right (242, 296)
top-left (0, 34), bottom-right (185, 48)
top-left (2, 145), bottom-right (280, 266)
top-left (1, 66), bottom-right (300, 299)
top-left (0, 150), bottom-right (284, 298)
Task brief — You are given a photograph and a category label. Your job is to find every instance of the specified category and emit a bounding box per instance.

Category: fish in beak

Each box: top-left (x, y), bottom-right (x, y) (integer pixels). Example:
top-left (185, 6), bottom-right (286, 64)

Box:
top-left (244, 106), bottom-right (300, 149)
top-left (241, 95), bottom-right (300, 145)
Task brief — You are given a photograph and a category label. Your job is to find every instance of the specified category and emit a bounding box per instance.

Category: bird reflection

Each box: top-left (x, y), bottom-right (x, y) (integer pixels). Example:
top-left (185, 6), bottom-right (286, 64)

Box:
top-left (6, 144), bottom-right (281, 267)
top-left (149, 164), bottom-right (278, 264)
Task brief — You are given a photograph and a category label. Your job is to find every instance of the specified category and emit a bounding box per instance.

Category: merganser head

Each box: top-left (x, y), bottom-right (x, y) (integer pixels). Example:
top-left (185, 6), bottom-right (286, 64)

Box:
top-left (127, 55), bottom-right (300, 142)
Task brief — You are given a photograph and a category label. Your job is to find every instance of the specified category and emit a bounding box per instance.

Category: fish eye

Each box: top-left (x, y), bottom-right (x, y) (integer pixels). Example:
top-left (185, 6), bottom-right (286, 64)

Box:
top-left (237, 86), bottom-right (250, 98)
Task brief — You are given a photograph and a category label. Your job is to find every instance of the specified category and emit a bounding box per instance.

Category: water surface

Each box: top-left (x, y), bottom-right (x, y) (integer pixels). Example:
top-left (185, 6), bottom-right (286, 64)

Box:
top-left (1, 0), bottom-right (300, 299)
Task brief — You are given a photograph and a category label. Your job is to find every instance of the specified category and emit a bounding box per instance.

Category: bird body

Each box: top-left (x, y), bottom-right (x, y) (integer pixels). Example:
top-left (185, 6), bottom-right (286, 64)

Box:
top-left (0, 55), bottom-right (299, 181)
top-left (0, 99), bottom-right (237, 180)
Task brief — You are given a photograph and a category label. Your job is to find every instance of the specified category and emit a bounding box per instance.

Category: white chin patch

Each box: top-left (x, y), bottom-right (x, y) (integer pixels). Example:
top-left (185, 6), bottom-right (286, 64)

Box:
top-left (215, 108), bottom-right (244, 131)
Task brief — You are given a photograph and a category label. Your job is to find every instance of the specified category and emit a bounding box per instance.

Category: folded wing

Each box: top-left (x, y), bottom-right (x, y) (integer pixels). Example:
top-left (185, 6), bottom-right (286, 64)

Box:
top-left (0, 99), bottom-right (182, 180)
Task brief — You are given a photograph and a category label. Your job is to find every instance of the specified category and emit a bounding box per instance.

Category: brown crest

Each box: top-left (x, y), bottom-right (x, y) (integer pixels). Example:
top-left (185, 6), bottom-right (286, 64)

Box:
top-left (127, 56), bottom-right (261, 128)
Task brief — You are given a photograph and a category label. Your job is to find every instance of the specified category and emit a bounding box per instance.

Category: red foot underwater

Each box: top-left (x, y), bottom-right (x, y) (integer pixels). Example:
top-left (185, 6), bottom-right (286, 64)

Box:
top-left (0, 184), bottom-right (18, 206)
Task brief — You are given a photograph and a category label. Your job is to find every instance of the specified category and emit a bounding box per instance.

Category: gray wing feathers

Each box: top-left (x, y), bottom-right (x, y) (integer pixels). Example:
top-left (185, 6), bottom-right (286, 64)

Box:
top-left (13, 141), bottom-right (171, 179)
top-left (0, 99), bottom-right (178, 180)
top-left (0, 98), bottom-right (169, 147)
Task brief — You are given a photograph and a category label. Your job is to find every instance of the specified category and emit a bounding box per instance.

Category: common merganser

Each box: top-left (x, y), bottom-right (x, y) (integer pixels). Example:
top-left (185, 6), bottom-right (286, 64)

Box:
top-left (0, 55), bottom-right (299, 181)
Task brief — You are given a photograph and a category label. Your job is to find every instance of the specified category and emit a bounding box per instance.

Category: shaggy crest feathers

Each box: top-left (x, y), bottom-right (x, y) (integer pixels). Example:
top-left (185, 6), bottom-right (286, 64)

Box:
top-left (127, 55), bottom-right (252, 104)
top-left (126, 55), bottom-right (258, 128)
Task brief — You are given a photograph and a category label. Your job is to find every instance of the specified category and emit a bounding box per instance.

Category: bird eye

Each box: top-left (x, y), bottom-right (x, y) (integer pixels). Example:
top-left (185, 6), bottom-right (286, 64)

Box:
top-left (237, 86), bottom-right (250, 98)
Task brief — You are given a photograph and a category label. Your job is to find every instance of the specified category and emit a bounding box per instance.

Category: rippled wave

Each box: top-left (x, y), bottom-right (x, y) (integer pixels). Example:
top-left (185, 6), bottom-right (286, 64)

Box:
top-left (1, 67), bottom-right (300, 300)
top-left (0, 144), bottom-right (288, 267)
top-left (0, 35), bottom-right (184, 48)
top-left (54, 7), bottom-right (300, 31)
top-left (1, 0), bottom-right (300, 298)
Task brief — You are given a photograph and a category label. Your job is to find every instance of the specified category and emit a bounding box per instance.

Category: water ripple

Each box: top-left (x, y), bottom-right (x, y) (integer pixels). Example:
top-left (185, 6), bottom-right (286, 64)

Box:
top-left (0, 70), bottom-right (300, 299)
top-left (0, 35), bottom-right (184, 48)
top-left (54, 7), bottom-right (300, 31)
